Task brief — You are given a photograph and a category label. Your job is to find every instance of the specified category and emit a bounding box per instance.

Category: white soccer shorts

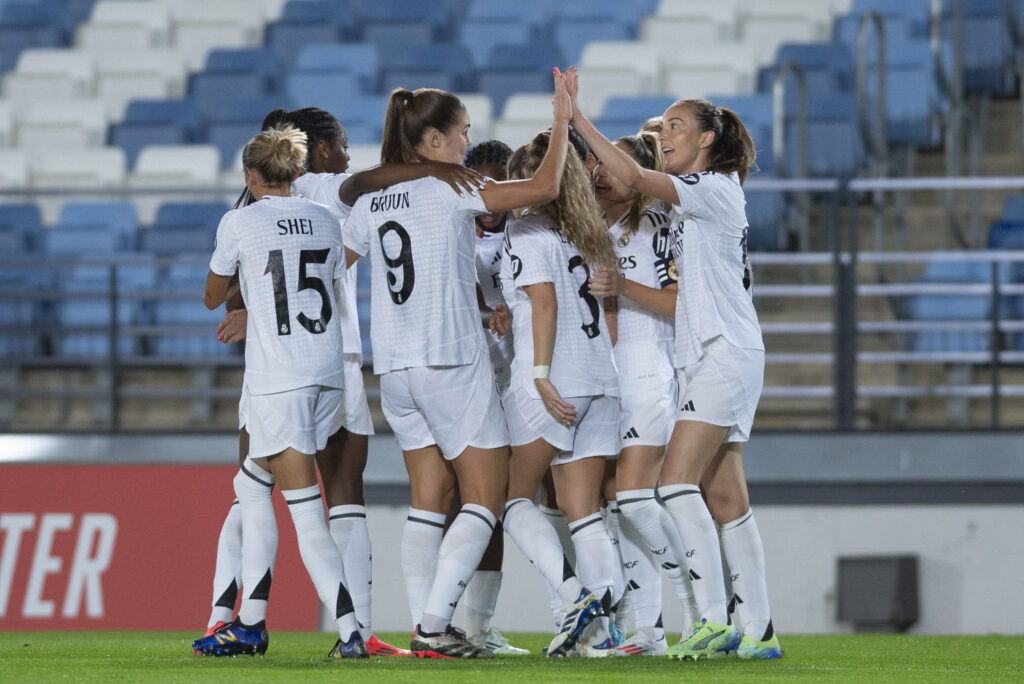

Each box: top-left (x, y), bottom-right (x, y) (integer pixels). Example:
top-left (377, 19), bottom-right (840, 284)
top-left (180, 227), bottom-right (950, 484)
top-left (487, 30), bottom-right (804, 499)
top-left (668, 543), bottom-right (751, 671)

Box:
top-left (620, 378), bottom-right (677, 448)
top-left (675, 336), bottom-right (765, 443)
top-left (379, 349), bottom-right (509, 460)
top-left (245, 385), bottom-right (343, 458)
top-left (504, 384), bottom-right (621, 462)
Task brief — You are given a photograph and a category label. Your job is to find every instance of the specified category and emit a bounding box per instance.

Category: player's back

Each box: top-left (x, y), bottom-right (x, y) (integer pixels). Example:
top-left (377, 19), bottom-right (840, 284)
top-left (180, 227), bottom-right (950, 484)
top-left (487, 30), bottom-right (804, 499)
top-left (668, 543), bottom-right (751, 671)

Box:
top-left (225, 195), bottom-right (346, 393)
top-left (347, 176), bottom-right (487, 373)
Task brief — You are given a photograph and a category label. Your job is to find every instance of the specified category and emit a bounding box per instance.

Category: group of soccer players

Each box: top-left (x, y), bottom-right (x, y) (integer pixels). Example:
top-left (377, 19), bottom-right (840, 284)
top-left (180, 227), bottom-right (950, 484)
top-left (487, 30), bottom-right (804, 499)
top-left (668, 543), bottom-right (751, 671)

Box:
top-left (191, 66), bottom-right (782, 661)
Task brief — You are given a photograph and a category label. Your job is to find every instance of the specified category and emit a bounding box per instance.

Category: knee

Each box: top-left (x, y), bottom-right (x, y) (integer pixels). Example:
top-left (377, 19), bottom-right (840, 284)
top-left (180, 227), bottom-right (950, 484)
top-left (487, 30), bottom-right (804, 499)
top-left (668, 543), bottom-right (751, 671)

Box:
top-left (702, 483), bottom-right (749, 524)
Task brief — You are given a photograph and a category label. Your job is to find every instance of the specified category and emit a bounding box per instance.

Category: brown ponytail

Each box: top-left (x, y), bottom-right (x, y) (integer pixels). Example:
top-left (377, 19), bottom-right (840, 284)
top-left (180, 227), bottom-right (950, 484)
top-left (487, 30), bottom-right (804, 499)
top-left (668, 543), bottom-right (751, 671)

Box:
top-left (676, 98), bottom-right (757, 184)
top-left (380, 87), bottom-right (465, 164)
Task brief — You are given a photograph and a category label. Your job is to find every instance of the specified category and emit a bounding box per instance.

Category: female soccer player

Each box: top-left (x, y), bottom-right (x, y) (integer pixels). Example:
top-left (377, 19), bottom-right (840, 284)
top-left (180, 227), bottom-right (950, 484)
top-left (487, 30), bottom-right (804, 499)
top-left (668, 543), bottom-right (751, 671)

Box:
top-left (194, 126), bottom-right (366, 658)
top-left (343, 69), bottom-right (576, 658)
top-left (203, 107), bottom-right (481, 657)
top-left (593, 132), bottom-right (700, 656)
top-left (569, 68), bottom-right (781, 660)
top-left (499, 131), bottom-right (621, 657)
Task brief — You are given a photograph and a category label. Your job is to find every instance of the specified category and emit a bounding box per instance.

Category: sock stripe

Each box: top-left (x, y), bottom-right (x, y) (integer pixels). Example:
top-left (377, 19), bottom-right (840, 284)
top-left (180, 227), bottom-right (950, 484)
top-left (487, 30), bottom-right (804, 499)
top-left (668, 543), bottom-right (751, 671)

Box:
top-left (659, 488), bottom-right (700, 503)
top-left (407, 515), bottom-right (445, 528)
top-left (329, 511), bottom-right (367, 520)
top-left (569, 516), bottom-right (601, 535)
top-left (460, 508), bottom-right (495, 530)
top-left (231, 499), bottom-right (239, 505)
top-left (240, 463), bottom-right (273, 488)
top-left (616, 496), bottom-right (653, 505)
top-left (502, 498), bottom-right (528, 523)
top-left (285, 493), bottom-right (322, 506)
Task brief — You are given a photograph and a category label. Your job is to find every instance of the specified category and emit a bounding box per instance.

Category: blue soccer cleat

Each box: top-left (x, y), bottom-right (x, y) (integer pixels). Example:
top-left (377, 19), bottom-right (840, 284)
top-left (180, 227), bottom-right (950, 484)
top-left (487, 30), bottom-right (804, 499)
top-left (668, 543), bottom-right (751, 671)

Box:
top-left (547, 588), bottom-right (603, 658)
top-left (328, 631), bottom-right (369, 659)
top-left (192, 620), bottom-right (268, 657)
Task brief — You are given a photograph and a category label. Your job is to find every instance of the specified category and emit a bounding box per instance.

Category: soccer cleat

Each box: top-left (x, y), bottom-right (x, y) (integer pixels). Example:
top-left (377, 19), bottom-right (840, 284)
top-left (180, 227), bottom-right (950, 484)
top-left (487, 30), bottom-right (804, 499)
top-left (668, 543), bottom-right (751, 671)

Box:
top-left (328, 632), bottom-right (369, 659)
top-left (546, 588), bottom-right (603, 658)
top-left (562, 641), bottom-right (610, 658)
top-left (411, 625), bottom-right (495, 659)
top-left (613, 627), bottom-right (668, 656)
top-left (202, 621), bottom-right (230, 638)
top-left (469, 627), bottom-right (530, 655)
top-left (608, 621), bottom-right (626, 647)
top-left (365, 633), bottom-right (415, 657)
top-left (192, 620), bottom-right (268, 657)
top-left (736, 633), bottom-right (783, 659)
top-left (666, 618), bottom-right (741, 661)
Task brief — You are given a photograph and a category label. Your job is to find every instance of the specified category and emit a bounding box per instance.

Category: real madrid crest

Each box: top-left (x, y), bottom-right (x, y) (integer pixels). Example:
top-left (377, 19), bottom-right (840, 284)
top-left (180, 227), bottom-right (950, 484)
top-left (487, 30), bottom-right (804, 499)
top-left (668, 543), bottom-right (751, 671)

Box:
top-left (617, 233), bottom-right (631, 248)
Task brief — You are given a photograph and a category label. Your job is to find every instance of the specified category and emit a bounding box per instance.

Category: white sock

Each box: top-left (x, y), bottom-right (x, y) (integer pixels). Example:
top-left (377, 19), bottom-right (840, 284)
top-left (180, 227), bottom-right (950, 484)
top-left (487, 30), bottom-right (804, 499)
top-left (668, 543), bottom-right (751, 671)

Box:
top-left (603, 502), bottom-right (628, 611)
top-left (569, 512), bottom-right (616, 603)
top-left (283, 486), bottom-right (359, 641)
top-left (464, 570), bottom-right (502, 636)
top-left (420, 504), bottom-right (496, 634)
top-left (329, 505), bottom-right (372, 639)
top-left (615, 504), bottom-right (663, 632)
top-left (659, 484), bottom-right (728, 625)
top-left (505, 499), bottom-right (582, 604)
top-left (208, 500), bottom-right (242, 628)
top-left (719, 509), bottom-right (772, 640)
top-left (233, 458), bottom-right (277, 626)
top-left (401, 508), bottom-right (445, 628)
top-left (538, 504), bottom-right (573, 626)
top-left (618, 489), bottom-right (699, 626)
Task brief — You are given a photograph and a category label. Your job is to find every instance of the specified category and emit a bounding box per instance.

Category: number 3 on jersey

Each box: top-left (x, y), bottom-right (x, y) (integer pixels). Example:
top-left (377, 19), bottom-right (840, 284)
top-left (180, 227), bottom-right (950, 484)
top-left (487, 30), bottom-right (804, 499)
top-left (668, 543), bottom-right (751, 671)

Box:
top-left (568, 255), bottom-right (600, 339)
top-left (378, 220), bottom-right (415, 305)
top-left (264, 248), bottom-right (333, 336)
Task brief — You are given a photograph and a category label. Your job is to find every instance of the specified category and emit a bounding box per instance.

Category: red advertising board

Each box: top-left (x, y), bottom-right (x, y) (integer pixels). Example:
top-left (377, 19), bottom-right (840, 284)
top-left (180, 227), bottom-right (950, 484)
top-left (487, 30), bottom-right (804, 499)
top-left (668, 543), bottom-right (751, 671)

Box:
top-left (0, 465), bottom-right (318, 630)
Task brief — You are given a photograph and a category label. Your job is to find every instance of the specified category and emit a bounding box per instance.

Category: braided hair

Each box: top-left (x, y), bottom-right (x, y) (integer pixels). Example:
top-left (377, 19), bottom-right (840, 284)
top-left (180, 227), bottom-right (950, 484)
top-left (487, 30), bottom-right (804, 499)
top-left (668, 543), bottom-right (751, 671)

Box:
top-left (464, 139), bottom-right (512, 170)
top-left (233, 107), bottom-right (345, 208)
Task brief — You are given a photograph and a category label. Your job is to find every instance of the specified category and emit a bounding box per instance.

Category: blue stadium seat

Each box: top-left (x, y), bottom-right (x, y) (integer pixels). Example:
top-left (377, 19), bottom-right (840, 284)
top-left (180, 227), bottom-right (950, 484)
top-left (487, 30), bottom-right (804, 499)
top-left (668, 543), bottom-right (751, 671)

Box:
top-left (378, 43), bottom-right (474, 92)
top-left (285, 71), bottom-right (364, 110)
top-left (296, 43), bottom-right (379, 92)
top-left (706, 94), bottom-right (776, 173)
top-left (153, 261), bottom-right (231, 357)
top-left (123, 98), bottom-right (202, 141)
top-left (57, 202), bottom-right (138, 250)
top-left (143, 202), bottom-right (226, 255)
top-left (44, 226), bottom-right (120, 256)
top-left (783, 94), bottom-right (864, 178)
top-left (775, 43), bottom-right (855, 92)
top-left (0, 23), bottom-right (62, 72)
top-left (361, 21), bottom-right (434, 49)
top-left (55, 261), bottom-right (154, 358)
top-left (266, 23), bottom-right (344, 66)
top-left (360, 0), bottom-right (452, 35)
top-left (207, 123), bottom-right (258, 169)
top-left (457, 19), bottom-right (537, 67)
top-left (189, 72), bottom-right (268, 103)
top-left (0, 203), bottom-right (42, 251)
top-left (0, 264), bottom-right (45, 356)
top-left (595, 96), bottom-right (675, 142)
top-left (280, 0), bottom-right (357, 36)
top-left (205, 47), bottom-right (281, 81)
top-left (0, 225), bottom-right (22, 252)
top-left (833, 14), bottom-right (911, 58)
top-left (938, 0), bottom-right (1014, 95)
top-left (109, 122), bottom-right (188, 169)
top-left (478, 44), bottom-right (564, 112)
top-left (1002, 195), bottom-right (1024, 222)
top-left (197, 95), bottom-right (284, 126)
top-left (743, 175), bottom-right (786, 252)
top-left (552, 20), bottom-right (631, 64)
top-left (465, 0), bottom-right (549, 26)
top-left (849, 0), bottom-right (932, 38)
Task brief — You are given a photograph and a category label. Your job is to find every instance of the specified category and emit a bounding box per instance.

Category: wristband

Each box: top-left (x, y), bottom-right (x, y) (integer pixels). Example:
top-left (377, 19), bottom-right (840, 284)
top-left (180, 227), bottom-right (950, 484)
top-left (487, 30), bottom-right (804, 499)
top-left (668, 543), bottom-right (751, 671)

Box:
top-left (533, 365), bottom-right (550, 380)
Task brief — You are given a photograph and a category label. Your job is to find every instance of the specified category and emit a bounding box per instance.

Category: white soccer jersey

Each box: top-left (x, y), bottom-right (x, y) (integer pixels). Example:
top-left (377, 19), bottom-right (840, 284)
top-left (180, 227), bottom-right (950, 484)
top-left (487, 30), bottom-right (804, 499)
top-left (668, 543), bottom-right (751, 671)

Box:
top-left (668, 171), bottom-right (763, 369)
top-left (210, 195), bottom-right (346, 394)
top-left (291, 172), bottom-right (362, 355)
top-left (345, 176), bottom-right (489, 374)
top-left (476, 228), bottom-right (514, 388)
top-left (609, 208), bottom-right (676, 393)
top-left (500, 213), bottom-right (619, 399)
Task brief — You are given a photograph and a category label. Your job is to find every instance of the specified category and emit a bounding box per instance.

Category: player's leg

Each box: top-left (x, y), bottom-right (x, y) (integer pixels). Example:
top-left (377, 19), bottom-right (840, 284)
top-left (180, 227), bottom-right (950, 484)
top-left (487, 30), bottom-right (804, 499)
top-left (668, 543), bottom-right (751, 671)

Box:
top-left (703, 442), bottom-right (781, 659)
top-left (203, 427), bottom-right (248, 636)
top-left (601, 457), bottom-right (628, 642)
top-left (537, 468), bottom-right (573, 628)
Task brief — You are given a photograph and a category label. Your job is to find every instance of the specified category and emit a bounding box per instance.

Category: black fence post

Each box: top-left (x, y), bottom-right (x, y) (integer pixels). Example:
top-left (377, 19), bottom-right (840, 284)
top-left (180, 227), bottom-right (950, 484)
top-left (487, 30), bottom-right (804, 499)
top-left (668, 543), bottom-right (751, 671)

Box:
top-left (835, 185), bottom-right (857, 429)
top-left (108, 262), bottom-right (119, 431)
top-left (991, 259), bottom-right (1000, 428)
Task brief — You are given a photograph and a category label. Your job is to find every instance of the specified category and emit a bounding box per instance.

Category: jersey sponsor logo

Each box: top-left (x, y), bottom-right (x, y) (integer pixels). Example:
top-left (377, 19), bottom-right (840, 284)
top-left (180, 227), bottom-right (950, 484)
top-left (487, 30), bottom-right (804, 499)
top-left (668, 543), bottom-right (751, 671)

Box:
top-left (652, 225), bottom-right (672, 259)
top-left (619, 255), bottom-right (637, 271)
top-left (369, 192), bottom-right (410, 213)
top-left (276, 217), bottom-right (314, 236)
top-left (617, 232), bottom-right (631, 248)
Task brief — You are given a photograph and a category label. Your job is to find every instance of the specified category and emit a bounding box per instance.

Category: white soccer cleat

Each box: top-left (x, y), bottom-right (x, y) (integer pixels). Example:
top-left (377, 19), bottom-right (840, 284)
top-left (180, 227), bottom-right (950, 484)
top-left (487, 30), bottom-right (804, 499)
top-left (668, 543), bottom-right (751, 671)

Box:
top-left (469, 627), bottom-right (530, 655)
top-left (613, 627), bottom-right (668, 656)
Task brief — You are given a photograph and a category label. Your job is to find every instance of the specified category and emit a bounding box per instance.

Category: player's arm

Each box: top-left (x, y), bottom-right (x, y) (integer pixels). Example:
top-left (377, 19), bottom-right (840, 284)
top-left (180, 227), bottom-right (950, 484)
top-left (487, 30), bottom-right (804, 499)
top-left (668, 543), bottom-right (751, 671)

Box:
top-left (338, 162), bottom-right (485, 206)
top-left (589, 270), bottom-right (678, 318)
top-left (478, 68), bottom-right (571, 213)
top-left (565, 67), bottom-right (678, 206)
top-left (203, 270), bottom-right (237, 310)
top-left (524, 281), bottom-right (577, 425)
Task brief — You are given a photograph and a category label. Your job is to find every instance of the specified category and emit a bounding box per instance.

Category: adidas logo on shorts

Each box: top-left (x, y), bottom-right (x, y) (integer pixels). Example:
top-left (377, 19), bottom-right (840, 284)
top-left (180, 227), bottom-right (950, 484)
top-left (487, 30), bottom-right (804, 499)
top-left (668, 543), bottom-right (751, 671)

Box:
top-left (623, 426), bottom-right (639, 439)
top-left (680, 400), bottom-right (696, 412)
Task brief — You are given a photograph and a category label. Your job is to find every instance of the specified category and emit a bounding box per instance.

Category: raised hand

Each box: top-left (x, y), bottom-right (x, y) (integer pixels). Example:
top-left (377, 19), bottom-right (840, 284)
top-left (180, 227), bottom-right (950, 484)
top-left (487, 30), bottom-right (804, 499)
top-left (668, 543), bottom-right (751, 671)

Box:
top-left (566, 66), bottom-right (581, 122)
top-left (552, 67), bottom-right (572, 122)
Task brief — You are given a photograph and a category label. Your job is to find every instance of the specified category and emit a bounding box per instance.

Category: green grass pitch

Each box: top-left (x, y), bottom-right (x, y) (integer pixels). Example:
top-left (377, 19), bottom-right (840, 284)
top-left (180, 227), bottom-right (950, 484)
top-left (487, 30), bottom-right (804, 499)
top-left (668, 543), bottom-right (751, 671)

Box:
top-left (1, 632), bottom-right (1021, 682)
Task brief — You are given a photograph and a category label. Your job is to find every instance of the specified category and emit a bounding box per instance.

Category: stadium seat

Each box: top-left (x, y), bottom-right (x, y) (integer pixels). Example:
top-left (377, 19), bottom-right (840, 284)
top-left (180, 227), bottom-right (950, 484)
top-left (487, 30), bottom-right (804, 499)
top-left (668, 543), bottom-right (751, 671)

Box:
top-left (94, 50), bottom-right (188, 120)
top-left (849, 0), bottom-right (932, 38)
top-left (552, 19), bottom-right (631, 64)
top-left (285, 71), bottom-right (363, 113)
top-left (129, 145), bottom-right (221, 223)
top-left (0, 266), bottom-right (44, 356)
top-left (14, 98), bottom-right (107, 152)
top-left (141, 201), bottom-right (227, 256)
top-left (1001, 195), bottom-right (1024, 222)
top-left (598, 95), bottom-right (677, 134)
top-left (477, 44), bottom-right (564, 113)
top-left (345, 143), bottom-right (381, 173)
top-left (360, 0), bottom-right (452, 36)
top-left (153, 261), bottom-right (231, 357)
top-left (266, 22), bottom-right (343, 66)
top-left (55, 260), bottom-right (153, 358)
top-left (190, 72), bottom-right (268, 104)
top-left (494, 94), bottom-right (557, 149)
top-left (0, 203), bottom-right (41, 251)
top-left (30, 147), bottom-right (126, 224)
top-left (165, 0), bottom-right (264, 70)
top-left (738, 2), bottom-right (831, 63)
top-left (295, 43), bottom-right (379, 93)
top-left (278, 0), bottom-right (357, 37)
top-left (457, 19), bottom-right (537, 68)
top-left (195, 94), bottom-right (283, 127)
top-left (109, 121), bottom-right (188, 169)
top-left (361, 21), bottom-right (434, 49)
top-left (75, 0), bottom-right (172, 53)
top-left (657, 41), bottom-right (759, 98)
top-left (378, 43), bottom-right (474, 94)
top-left (0, 149), bottom-right (30, 189)
top-left (57, 201), bottom-right (137, 249)
top-left (0, 2), bottom-right (66, 73)
top-left (577, 41), bottom-right (662, 116)
top-left (3, 48), bottom-right (95, 103)
top-left (456, 92), bottom-right (495, 142)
